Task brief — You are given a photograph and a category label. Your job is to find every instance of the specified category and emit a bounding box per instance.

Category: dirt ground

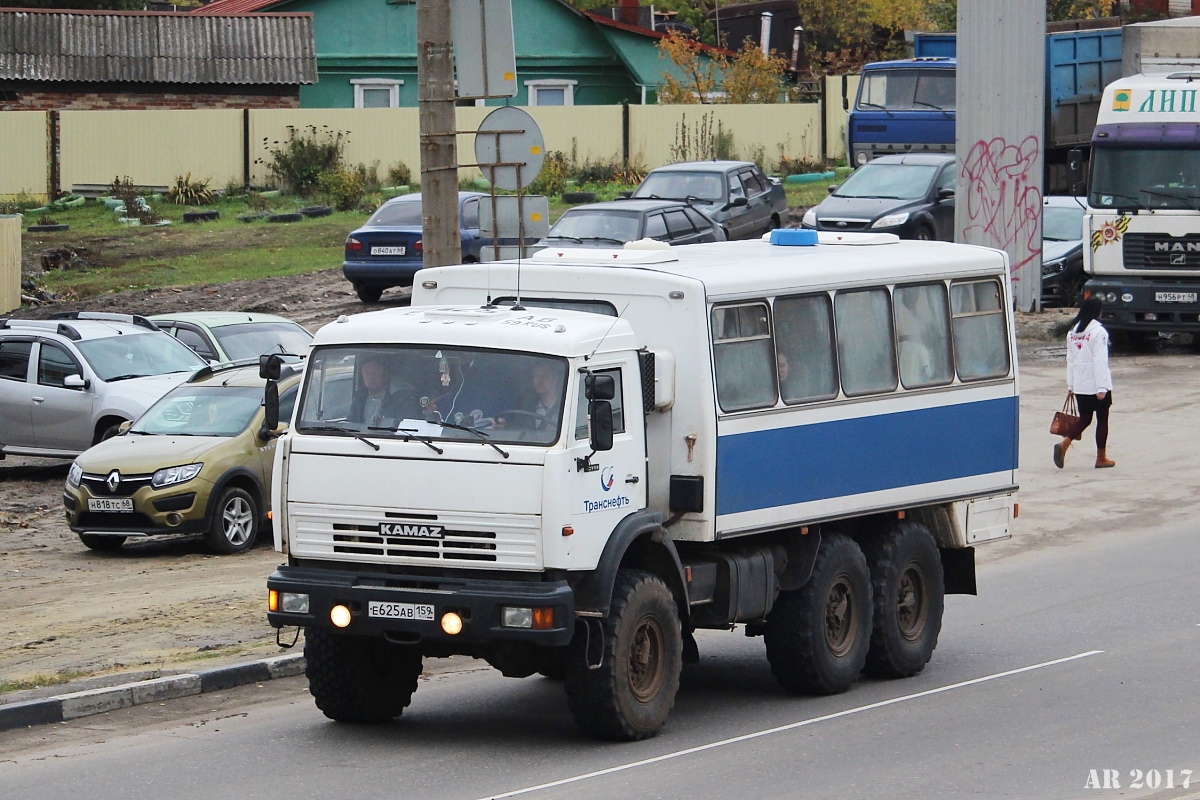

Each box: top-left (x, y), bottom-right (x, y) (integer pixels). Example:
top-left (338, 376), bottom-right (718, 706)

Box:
top-left (0, 272), bottom-right (1186, 703)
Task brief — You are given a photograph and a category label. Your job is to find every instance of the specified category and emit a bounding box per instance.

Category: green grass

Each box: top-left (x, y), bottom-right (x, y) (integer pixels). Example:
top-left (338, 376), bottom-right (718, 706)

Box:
top-left (0, 668), bottom-right (92, 693)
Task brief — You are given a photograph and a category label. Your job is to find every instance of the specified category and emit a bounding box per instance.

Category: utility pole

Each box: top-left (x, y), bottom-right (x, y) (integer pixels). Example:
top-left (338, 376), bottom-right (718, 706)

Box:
top-left (417, 0), bottom-right (462, 267)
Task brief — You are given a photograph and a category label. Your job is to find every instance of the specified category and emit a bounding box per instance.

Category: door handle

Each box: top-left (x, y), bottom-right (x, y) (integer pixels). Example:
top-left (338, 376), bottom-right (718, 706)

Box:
top-left (625, 475), bottom-right (639, 484)
top-left (32, 396), bottom-right (45, 403)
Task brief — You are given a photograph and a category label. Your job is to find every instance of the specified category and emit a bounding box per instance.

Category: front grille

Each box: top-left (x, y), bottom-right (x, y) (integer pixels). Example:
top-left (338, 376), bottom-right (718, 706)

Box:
top-left (1122, 233), bottom-right (1200, 269)
top-left (81, 473), bottom-right (153, 497)
top-left (289, 504), bottom-right (542, 569)
top-left (817, 218), bottom-right (871, 232)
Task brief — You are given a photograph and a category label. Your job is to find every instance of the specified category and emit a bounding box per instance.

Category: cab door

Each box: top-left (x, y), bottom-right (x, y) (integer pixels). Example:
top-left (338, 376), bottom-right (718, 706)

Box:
top-left (547, 356), bottom-right (647, 570)
top-left (30, 341), bottom-right (94, 451)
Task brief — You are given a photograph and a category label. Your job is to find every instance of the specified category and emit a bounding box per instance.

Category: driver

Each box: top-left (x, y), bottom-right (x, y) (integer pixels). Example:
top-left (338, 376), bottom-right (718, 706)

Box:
top-left (496, 362), bottom-right (562, 432)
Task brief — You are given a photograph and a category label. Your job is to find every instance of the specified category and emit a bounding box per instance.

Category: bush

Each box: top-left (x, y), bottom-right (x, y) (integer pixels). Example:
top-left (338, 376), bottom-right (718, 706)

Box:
top-left (317, 168), bottom-right (366, 211)
top-left (108, 175), bottom-right (162, 224)
top-left (260, 125), bottom-right (348, 197)
top-left (776, 153), bottom-right (823, 176)
top-left (386, 161), bottom-right (412, 187)
top-left (351, 161), bottom-right (381, 193)
top-left (530, 150), bottom-right (569, 196)
top-left (168, 173), bottom-right (214, 206)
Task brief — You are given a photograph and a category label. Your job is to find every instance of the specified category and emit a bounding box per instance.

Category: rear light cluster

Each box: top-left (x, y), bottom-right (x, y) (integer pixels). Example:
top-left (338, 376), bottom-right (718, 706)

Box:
top-left (345, 236), bottom-right (363, 253)
top-left (414, 239), bottom-right (423, 253)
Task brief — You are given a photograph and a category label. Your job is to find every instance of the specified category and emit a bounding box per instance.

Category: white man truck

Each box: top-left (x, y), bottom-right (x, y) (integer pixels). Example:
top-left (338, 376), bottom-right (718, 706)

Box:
top-left (1080, 65), bottom-right (1200, 346)
top-left (262, 232), bottom-right (1018, 741)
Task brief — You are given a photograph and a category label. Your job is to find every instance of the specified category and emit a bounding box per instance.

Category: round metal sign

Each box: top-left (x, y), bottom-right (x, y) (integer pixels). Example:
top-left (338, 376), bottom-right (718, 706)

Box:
top-left (474, 106), bottom-right (545, 192)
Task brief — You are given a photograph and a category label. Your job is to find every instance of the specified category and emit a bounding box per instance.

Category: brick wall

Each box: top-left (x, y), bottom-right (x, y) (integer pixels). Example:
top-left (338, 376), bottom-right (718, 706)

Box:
top-left (0, 85), bottom-right (300, 112)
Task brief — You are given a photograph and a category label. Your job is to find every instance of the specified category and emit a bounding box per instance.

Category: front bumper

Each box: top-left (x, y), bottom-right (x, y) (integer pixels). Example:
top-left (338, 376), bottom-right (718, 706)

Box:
top-left (267, 564), bottom-right (576, 647)
top-left (64, 484), bottom-right (208, 535)
top-left (1084, 277), bottom-right (1200, 332)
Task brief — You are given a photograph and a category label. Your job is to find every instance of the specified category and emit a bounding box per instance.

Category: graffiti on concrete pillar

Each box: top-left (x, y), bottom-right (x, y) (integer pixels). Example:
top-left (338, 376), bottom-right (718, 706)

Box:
top-left (960, 136), bottom-right (1042, 289)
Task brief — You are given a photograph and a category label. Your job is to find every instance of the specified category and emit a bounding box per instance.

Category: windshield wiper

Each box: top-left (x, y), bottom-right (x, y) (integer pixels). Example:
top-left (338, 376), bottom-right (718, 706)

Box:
top-left (573, 236), bottom-right (626, 245)
top-left (1096, 191), bottom-right (1145, 209)
top-left (105, 373), bottom-right (149, 382)
top-left (546, 235), bottom-right (582, 243)
top-left (912, 100), bottom-right (952, 116)
top-left (354, 435), bottom-right (380, 451)
top-left (370, 426), bottom-right (444, 455)
top-left (857, 101), bottom-right (892, 114)
top-left (437, 422), bottom-right (509, 458)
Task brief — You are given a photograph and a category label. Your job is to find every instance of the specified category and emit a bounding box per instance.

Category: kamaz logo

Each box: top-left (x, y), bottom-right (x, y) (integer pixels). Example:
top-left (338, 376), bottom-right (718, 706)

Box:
top-left (380, 523), bottom-right (445, 539)
top-left (1154, 242), bottom-right (1200, 252)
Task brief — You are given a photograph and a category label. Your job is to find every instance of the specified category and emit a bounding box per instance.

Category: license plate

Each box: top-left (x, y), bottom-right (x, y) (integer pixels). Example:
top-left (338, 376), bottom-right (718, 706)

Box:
top-left (87, 497), bottom-right (133, 512)
top-left (1156, 291), bottom-right (1196, 303)
top-left (371, 246), bottom-right (406, 256)
top-left (368, 601), bottom-right (435, 621)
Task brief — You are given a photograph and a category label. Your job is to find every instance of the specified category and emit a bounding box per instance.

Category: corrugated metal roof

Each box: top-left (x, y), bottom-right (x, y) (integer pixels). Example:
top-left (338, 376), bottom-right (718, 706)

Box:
top-left (0, 9), bottom-right (316, 84)
top-left (191, 0), bottom-right (278, 15)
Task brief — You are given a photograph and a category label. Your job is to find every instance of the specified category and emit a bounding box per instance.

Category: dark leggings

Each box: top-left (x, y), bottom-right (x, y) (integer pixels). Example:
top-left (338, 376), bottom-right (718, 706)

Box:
top-left (1074, 391), bottom-right (1113, 449)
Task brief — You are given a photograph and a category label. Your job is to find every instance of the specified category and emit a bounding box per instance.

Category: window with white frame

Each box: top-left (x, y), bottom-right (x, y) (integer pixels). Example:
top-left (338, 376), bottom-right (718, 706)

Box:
top-left (352, 79), bottom-right (402, 109)
top-left (524, 79), bottom-right (576, 106)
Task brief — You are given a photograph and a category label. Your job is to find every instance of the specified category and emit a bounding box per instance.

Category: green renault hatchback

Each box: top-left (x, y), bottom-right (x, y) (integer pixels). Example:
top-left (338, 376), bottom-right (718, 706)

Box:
top-left (63, 362), bottom-right (301, 554)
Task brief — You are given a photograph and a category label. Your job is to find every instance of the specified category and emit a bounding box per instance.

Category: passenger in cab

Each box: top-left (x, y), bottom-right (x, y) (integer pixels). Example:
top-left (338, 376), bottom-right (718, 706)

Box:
top-left (349, 353), bottom-right (421, 426)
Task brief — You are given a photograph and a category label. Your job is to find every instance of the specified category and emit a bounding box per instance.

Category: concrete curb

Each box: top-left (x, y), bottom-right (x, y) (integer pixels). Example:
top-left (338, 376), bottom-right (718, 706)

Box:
top-left (0, 653), bottom-right (306, 732)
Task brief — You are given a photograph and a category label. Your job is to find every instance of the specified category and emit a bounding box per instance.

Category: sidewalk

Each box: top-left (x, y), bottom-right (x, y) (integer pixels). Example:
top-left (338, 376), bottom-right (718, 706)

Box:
top-left (5, 321), bottom-right (1193, 731)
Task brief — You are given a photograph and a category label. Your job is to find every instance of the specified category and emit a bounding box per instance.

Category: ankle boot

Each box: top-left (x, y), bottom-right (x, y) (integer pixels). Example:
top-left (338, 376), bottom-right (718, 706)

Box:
top-left (1053, 437), bottom-right (1072, 469)
top-left (1096, 448), bottom-right (1115, 469)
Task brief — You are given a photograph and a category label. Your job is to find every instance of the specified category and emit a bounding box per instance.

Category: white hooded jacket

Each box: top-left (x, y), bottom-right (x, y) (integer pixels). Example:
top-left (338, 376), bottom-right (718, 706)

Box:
top-left (1066, 319), bottom-right (1113, 395)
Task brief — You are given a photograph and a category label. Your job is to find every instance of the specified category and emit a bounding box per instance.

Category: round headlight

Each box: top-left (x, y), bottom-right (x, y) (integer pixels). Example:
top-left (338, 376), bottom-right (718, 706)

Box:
top-left (856, 152), bottom-right (869, 165)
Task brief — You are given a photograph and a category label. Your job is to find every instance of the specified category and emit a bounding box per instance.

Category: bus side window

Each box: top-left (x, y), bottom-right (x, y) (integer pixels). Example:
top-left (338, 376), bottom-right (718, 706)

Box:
top-left (834, 288), bottom-right (897, 396)
top-left (712, 303), bottom-right (777, 412)
top-left (894, 283), bottom-right (954, 389)
top-left (774, 293), bottom-right (838, 403)
top-left (950, 280), bottom-right (1010, 381)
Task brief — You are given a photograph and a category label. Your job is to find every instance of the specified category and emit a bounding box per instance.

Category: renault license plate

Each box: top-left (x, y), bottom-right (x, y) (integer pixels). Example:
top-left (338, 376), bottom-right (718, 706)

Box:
top-left (368, 601), bottom-right (434, 621)
top-left (371, 246), bottom-right (406, 256)
top-left (1156, 291), bottom-right (1196, 303)
top-left (87, 498), bottom-right (133, 512)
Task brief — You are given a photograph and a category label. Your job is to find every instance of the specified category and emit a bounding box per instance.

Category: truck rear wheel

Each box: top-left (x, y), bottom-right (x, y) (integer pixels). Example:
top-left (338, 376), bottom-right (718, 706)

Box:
top-left (764, 533), bottom-right (872, 695)
top-left (564, 569), bottom-right (682, 741)
top-left (304, 627), bottom-right (423, 723)
top-left (861, 522), bottom-right (944, 678)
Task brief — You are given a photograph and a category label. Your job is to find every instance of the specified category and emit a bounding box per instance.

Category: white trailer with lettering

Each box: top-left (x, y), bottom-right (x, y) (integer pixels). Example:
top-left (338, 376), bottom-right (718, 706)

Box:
top-left (264, 233), bottom-right (1018, 740)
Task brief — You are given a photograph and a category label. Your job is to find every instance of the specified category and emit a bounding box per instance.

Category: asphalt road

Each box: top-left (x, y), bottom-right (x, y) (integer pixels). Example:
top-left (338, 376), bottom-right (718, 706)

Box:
top-left (3, 515), bottom-right (1198, 800)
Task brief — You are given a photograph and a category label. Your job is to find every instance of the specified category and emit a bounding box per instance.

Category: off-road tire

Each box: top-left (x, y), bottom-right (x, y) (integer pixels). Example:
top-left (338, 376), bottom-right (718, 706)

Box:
top-left (80, 534), bottom-right (126, 551)
top-left (563, 569), bottom-right (682, 741)
top-left (304, 627), bottom-right (423, 723)
top-left (204, 487), bottom-right (259, 554)
top-left (861, 522), bottom-right (944, 679)
top-left (764, 533), bottom-right (872, 695)
top-left (355, 284), bottom-right (384, 303)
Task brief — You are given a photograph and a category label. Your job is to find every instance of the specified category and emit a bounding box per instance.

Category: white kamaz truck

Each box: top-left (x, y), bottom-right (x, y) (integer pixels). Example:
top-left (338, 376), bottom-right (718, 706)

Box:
top-left (263, 233), bottom-right (1018, 740)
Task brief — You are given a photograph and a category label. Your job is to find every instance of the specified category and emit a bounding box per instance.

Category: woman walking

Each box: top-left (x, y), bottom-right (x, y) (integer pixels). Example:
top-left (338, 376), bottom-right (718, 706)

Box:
top-left (1054, 295), bottom-right (1115, 469)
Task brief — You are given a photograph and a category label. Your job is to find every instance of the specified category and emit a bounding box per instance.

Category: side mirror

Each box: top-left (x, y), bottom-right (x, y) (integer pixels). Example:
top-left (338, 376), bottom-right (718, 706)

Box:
top-left (583, 374), bottom-right (614, 402)
top-left (259, 353), bottom-right (283, 380)
top-left (937, 188), bottom-right (955, 201)
top-left (261, 380), bottom-right (280, 438)
top-left (63, 374), bottom-right (88, 390)
top-left (588, 400), bottom-right (614, 452)
top-left (118, 420), bottom-right (132, 434)
top-left (1068, 148), bottom-right (1085, 193)
top-left (827, 184), bottom-right (838, 195)
top-left (726, 196), bottom-right (749, 210)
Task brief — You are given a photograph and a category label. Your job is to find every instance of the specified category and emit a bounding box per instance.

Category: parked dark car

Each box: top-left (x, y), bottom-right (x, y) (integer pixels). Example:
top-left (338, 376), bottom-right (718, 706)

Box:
top-left (632, 160), bottom-right (787, 240)
top-left (343, 192), bottom-right (486, 303)
top-left (1041, 195), bottom-right (1087, 308)
top-left (536, 199), bottom-right (727, 249)
top-left (801, 153), bottom-right (956, 241)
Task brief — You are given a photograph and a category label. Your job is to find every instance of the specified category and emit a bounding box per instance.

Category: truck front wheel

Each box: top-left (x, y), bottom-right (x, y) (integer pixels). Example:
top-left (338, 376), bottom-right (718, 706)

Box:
top-left (304, 627), bottom-right (423, 723)
top-left (861, 522), bottom-right (944, 678)
top-left (764, 533), bottom-right (872, 695)
top-left (564, 569), bottom-right (682, 741)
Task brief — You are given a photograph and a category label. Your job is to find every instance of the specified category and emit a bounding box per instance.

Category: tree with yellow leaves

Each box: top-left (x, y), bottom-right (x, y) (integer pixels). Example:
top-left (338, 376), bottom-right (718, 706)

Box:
top-left (657, 31), bottom-right (791, 104)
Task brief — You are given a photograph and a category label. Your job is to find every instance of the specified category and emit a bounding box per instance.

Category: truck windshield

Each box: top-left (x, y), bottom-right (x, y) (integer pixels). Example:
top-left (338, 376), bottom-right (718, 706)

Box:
top-left (1090, 147), bottom-right (1200, 210)
top-left (295, 346), bottom-right (568, 446)
top-left (858, 68), bottom-right (956, 111)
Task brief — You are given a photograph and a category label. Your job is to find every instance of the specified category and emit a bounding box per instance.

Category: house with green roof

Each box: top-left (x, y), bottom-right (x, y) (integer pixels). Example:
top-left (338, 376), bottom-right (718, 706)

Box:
top-left (194, 0), bottom-right (719, 108)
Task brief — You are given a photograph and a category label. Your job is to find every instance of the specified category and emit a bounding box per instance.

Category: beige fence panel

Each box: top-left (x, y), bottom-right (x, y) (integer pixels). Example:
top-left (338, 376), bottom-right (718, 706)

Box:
top-left (249, 108), bottom-right (421, 188)
top-left (60, 110), bottom-right (243, 192)
top-left (824, 74), bottom-right (859, 163)
top-left (456, 105), bottom-right (625, 177)
top-left (0, 216), bottom-right (20, 314)
top-left (629, 104), bottom-right (822, 172)
top-left (0, 112), bottom-right (48, 201)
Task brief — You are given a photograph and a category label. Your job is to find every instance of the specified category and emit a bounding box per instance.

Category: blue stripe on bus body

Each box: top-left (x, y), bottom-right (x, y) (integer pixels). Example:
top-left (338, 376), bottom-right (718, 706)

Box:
top-left (715, 396), bottom-right (1019, 517)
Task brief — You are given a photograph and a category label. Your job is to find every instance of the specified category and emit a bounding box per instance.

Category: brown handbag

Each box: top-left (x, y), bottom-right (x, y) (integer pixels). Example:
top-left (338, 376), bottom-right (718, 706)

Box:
top-left (1049, 392), bottom-right (1082, 440)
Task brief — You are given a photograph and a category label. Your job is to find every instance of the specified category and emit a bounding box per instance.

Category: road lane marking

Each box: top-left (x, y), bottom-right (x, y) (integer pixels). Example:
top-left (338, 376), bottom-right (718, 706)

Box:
top-left (476, 650), bottom-right (1104, 800)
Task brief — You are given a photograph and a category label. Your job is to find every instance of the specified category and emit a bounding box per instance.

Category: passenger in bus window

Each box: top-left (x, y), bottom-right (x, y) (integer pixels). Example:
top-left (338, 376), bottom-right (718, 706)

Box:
top-left (774, 294), bottom-right (838, 403)
top-left (895, 284), bottom-right (953, 388)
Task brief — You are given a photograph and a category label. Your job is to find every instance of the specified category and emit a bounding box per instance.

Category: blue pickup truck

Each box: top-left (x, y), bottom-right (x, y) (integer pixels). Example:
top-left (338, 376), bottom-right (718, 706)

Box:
top-left (846, 22), bottom-right (1123, 191)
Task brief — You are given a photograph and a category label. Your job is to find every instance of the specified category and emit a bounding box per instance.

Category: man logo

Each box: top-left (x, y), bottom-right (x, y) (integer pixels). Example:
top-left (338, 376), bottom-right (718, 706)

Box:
top-left (1172, 253), bottom-right (1187, 265)
top-left (1113, 89), bottom-right (1131, 112)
